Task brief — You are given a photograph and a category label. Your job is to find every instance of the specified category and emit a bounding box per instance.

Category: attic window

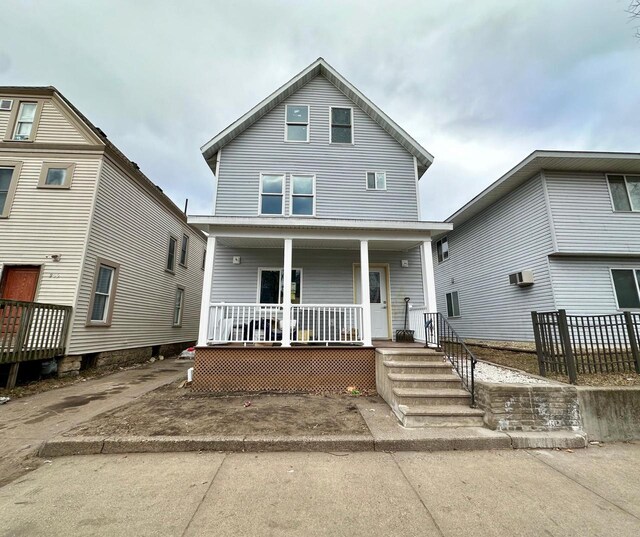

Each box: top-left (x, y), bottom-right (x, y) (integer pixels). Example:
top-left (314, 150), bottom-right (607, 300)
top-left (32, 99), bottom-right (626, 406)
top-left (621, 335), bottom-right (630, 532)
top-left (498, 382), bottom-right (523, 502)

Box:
top-left (285, 105), bottom-right (309, 142)
top-left (0, 100), bottom-right (12, 111)
top-left (330, 107), bottom-right (352, 144)
top-left (12, 102), bottom-right (38, 141)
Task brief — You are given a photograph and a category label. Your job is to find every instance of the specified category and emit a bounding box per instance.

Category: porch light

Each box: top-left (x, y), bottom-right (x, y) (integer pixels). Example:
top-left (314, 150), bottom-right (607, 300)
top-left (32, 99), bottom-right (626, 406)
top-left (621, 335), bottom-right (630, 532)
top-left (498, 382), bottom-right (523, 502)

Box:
top-left (401, 259), bottom-right (409, 268)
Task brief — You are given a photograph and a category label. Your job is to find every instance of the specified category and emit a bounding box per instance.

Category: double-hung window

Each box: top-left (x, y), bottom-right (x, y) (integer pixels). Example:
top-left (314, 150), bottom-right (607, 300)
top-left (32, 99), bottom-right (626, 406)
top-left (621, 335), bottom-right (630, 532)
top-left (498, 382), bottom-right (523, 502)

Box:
top-left (88, 259), bottom-right (120, 325)
top-left (608, 175), bottom-right (640, 212)
top-left (258, 269), bottom-right (302, 304)
top-left (167, 236), bottom-right (177, 272)
top-left (611, 269), bottom-right (640, 309)
top-left (446, 291), bottom-right (460, 318)
top-left (290, 175), bottom-right (315, 216)
top-left (330, 107), bottom-right (353, 143)
top-left (0, 163), bottom-right (21, 218)
top-left (13, 102), bottom-right (38, 141)
top-left (179, 234), bottom-right (189, 267)
top-left (260, 174), bottom-right (284, 215)
top-left (173, 286), bottom-right (185, 326)
top-left (436, 237), bottom-right (449, 263)
top-left (366, 171), bottom-right (386, 190)
top-left (285, 105), bottom-right (309, 142)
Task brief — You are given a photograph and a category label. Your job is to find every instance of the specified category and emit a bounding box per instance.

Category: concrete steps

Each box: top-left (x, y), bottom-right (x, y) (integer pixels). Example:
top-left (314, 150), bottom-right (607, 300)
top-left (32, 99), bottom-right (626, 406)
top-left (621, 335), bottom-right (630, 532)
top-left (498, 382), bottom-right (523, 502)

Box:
top-left (376, 347), bottom-right (486, 429)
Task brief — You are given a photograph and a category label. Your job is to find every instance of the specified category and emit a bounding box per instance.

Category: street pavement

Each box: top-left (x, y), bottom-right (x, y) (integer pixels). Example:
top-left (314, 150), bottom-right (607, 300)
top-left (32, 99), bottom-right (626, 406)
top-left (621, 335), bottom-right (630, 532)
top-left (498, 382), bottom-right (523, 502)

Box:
top-left (1, 444), bottom-right (639, 536)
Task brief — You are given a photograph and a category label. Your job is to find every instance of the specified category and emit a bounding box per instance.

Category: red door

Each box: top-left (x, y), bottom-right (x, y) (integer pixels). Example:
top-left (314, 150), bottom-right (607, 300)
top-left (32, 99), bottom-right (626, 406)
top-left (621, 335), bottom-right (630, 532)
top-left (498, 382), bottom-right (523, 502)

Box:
top-left (0, 266), bottom-right (40, 347)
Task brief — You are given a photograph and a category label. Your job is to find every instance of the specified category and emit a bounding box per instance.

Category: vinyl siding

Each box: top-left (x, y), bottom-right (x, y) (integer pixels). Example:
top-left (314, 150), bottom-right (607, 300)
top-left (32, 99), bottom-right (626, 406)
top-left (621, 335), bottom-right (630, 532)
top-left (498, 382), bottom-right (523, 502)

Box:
top-left (546, 171), bottom-right (640, 254)
top-left (215, 75), bottom-right (418, 220)
top-left (210, 245), bottom-right (424, 334)
top-left (433, 174), bottom-right (556, 341)
top-left (68, 158), bottom-right (206, 354)
top-left (549, 256), bottom-right (640, 314)
top-left (0, 155), bottom-right (100, 305)
top-left (0, 109), bottom-right (9, 139)
top-left (35, 100), bottom-right (91, 144)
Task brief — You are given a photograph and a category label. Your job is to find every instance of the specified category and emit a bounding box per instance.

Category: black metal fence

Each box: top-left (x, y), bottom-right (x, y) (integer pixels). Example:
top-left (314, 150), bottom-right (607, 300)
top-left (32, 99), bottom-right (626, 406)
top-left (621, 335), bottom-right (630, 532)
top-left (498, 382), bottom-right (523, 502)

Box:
top-left (531, 309), bottom-right (640, 384)
top-left (424, 312), bottom-right (477, 406)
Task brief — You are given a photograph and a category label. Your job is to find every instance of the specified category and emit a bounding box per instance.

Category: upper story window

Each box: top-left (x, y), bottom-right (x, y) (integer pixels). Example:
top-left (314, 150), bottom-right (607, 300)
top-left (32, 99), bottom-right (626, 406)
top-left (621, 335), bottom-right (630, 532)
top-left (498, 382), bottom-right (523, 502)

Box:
top-left (38, 162), bottom-right (75, 189)
top-left (366, 171), bottom-right (386, 190)
top-left (285, 105), bottom-right (309, 142)
top-left (167, 235), bottom-right (177, 272)
top-left (290, 175), bottom-right (315, 216)
top-left (330, 107), bottom-right (353, 144)
top-left (611, 269), bottom-right (640, 309)
top-left (0, 163), bottom-right (22, 218)
top-left (179, 234), bottom-right (189, 267)
top-left (88, 258), bottom-right (120, 326)
top-left (608, 174), bottom-right (640, 212)
top-left (446, 291), bottom-right (460, 318)
top-left (12, 102), bottom-right (38, 141)
top-left (260, 174), bottom-right (284, 215)
top-left (436, 237), bottom-right (449, 263)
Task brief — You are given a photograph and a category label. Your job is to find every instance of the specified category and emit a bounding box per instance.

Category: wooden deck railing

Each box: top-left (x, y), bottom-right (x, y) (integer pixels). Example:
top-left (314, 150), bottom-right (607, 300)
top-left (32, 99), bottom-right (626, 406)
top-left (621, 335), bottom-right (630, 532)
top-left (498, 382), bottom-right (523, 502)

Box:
top-left (0, 299), bottom-right (72, 364)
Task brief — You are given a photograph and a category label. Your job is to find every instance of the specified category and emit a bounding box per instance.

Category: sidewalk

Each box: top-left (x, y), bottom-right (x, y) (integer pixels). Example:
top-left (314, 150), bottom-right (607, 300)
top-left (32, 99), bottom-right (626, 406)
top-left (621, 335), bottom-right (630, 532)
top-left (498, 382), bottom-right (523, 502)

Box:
top-left (0, 360), bottom-right (190, 486)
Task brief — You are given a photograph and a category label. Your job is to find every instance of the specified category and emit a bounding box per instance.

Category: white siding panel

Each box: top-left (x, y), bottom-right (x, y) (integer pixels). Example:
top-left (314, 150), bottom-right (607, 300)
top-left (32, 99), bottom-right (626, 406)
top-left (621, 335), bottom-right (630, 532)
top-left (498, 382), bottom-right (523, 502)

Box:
top-left (433, 175), bottom-right (556, 341)
top-left (35, 100), bottom-right (90, 144)
top-left (68, 159), bottom-right (206, 354)
top-left (215, 76), bottom-right (419, 220)
top-left (546, 171), bottom-right (640, 254)
top-left (549, 256), bottom-right (640, 315)
top-left (0, 110), bottom-right (9, 139)
top-left (0, 155), bottom-right (100, 305)
top-left (210, 246), bottom-right (424, 333)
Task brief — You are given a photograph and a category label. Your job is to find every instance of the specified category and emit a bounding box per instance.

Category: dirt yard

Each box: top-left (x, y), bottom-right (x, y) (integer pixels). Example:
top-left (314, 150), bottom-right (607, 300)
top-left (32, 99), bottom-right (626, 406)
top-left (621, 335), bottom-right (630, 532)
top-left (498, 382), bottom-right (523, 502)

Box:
top-left (64, 381), bottom-right (378, 437)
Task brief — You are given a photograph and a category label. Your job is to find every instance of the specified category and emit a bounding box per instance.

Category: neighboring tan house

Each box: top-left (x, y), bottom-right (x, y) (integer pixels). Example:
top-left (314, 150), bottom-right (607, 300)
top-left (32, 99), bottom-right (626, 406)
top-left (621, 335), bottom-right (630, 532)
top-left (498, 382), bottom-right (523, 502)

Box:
top-left (0, 87), bottom-right (206, 387)
top-left (433, 150), bottom-right (640, 342)
top-left (188, 58), bottom-right (454, 396)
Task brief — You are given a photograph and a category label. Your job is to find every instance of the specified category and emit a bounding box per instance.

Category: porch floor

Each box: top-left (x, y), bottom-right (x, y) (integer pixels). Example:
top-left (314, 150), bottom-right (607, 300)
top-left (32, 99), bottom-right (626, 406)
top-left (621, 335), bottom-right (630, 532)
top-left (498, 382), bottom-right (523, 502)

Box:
top-left (207, 340), bottom-right (427, 349)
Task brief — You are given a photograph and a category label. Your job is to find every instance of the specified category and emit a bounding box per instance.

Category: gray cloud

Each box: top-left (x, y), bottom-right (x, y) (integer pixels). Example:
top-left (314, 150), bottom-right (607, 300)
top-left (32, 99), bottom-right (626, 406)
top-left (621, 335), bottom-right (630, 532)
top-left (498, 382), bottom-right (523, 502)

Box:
top-left (1, 0), bottom-right (638, 219)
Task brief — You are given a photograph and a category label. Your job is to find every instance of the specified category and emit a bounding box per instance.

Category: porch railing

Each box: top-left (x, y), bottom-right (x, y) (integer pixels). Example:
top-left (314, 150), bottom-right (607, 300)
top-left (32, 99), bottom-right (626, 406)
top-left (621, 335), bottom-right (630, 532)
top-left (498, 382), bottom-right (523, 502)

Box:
top-left (0, 299), bottom-right (72, 364)
top-left (207, 303), bottom-right (364, 345)
top-left (408, 305), bottom-right (430, 344)
top-left (424, 312), bottom-right (477, 406)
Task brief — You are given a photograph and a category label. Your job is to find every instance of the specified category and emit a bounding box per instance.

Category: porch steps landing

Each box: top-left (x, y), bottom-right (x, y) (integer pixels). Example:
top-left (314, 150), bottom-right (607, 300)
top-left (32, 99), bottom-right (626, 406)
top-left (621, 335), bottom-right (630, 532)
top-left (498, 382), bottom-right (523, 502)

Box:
top-left (376, 348), bottom-right (485, 428)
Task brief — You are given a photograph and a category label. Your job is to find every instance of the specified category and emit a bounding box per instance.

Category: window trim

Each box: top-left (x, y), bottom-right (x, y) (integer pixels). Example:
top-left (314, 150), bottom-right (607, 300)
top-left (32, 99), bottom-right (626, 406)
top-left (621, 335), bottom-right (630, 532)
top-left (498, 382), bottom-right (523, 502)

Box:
top-left (329, 106), bottom-right (354, 144)
top-left (609, 267), bottom-right (640, 310)
top-left (179, 234), bottom-right (189, 268)
top-left (38, 162), bottom-right (75, 189)
top-left (256, 267), bottom-right (303, 305)
top-left (606, 173), bottom-right (640, 212)
top-left (445, 291), bottom-right (460, 318)
top-left (86, 257), bottom-right (120, 327)
top-left (289, 174), bottom-right (316, 217)
top-left (0, 161), bottom-right (23, 218)
top-left (365, 170), bottom-right (387, 191)
top-left (284, 104), bottom-right (310, 143)
top-left (166, 234), bottom-right (178, 274)
top-left (258, 173), bottom-right (285, 216)
top-left (436, 237), bottom-right (449, 263)
top-left (4, 99), bottom-right (44, 142)
top-left (173, 285), bottom-right (185, 327)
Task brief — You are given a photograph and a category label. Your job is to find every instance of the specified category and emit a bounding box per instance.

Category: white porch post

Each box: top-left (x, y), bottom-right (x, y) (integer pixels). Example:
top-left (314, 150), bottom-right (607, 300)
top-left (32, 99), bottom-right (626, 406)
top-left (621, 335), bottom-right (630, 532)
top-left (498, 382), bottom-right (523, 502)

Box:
top-left (421, 239), bottom-right (437, 313)
top-left (360, 239), bottom-right (372, 346)
top-left (281, 238), bottom-right (293, 347)
top-left (197, 235), bottom-right (216, 346)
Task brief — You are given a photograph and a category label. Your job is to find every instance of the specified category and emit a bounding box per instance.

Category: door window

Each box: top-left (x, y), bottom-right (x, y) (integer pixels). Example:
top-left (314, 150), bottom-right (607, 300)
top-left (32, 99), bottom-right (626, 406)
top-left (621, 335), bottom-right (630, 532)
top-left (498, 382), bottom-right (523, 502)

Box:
top-left (369, 271), bottom-right (382, 303)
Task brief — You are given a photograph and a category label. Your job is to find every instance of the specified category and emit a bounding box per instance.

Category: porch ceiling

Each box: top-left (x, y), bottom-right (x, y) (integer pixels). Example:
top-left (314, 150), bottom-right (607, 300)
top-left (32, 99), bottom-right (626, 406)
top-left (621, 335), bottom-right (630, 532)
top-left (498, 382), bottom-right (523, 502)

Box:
top-left (217, 237), bottom-right (423, 251)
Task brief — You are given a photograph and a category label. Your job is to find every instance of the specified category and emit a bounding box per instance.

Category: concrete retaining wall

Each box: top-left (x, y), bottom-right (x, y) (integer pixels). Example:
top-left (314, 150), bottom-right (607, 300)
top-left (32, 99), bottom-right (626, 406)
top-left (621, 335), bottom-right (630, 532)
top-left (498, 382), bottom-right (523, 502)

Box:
top-left (577, 387), bottom-right (640, 442)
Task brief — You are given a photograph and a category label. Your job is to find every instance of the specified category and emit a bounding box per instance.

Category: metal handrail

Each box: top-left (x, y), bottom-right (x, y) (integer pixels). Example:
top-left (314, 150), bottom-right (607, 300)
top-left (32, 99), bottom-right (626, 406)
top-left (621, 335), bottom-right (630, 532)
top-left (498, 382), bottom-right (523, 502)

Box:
top-left (424, 312), bottom-right (477, 407)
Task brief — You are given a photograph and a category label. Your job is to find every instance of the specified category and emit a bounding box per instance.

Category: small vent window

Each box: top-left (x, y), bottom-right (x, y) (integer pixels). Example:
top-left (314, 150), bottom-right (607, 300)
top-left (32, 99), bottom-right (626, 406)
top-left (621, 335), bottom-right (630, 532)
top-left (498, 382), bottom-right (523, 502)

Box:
top-left (0, 100), bottom-right (12, 111)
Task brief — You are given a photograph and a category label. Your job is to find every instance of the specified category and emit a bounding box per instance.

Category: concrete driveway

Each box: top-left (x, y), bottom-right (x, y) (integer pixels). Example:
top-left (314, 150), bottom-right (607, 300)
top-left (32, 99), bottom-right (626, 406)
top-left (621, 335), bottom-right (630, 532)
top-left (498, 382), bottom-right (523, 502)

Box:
top-left (1, 445), bottom-right (639, 536)
top-left (0, 360), bottom-right (190, 486)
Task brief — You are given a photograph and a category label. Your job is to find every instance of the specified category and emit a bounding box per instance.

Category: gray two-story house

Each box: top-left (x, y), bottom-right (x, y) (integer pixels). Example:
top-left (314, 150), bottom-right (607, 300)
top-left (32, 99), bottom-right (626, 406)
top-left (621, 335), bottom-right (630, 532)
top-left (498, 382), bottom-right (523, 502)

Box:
top-left (188, 58), bottom-right (452, 392)
top-left (433, 150), bottom-right (640, 342)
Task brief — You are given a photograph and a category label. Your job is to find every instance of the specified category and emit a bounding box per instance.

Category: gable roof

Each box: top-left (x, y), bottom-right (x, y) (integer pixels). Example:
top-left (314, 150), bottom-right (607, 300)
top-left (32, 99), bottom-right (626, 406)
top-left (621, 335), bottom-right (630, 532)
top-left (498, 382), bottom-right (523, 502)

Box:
top-left (447, 150), bottom-right (640, 228)
top-left (200, 58), bottom-right (435, 177)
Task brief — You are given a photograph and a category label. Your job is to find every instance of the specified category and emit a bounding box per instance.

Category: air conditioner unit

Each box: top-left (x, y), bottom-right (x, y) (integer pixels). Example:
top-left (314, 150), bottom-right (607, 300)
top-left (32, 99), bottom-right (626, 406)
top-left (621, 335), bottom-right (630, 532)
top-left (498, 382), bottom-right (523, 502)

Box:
top-left (509, 270), bottom-right (534, 287)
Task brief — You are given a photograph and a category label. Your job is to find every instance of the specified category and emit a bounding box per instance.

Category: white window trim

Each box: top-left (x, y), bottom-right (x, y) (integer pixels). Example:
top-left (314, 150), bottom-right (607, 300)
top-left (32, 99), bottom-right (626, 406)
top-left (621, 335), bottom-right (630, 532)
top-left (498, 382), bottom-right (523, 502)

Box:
top-left (86, 258), bottom-right (120, 327)
top-left (284, 104), bottom-right (310, 143)
top-left (365, 170), bottom-right (387, 191)
top-left (289, 174), bottom-right (316, 217)
top-left (173, 286), bottom-right (185, 327)
top-left (256, 267), bottom-right (303, 304)
top-left (446, 291), bottom-right (460, 318)
top-left (259, 172), bottom-right (286, 216)
top-left (13, 102), bottom-right (38, 141)
top-left (606, 173), bottom-right (640, 213)
top-left (609, 267), bottom-right (640, 310)
top-left (436, 237), bottom-right (449, 263)
top-left (329, 106), bottom-right (354, 144)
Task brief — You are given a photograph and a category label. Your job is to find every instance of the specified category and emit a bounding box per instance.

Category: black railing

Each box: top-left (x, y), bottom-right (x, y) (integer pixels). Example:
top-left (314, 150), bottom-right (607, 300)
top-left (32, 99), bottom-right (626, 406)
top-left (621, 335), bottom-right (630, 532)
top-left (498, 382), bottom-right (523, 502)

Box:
top-left (531, 309), bottom-right (640, 384)
top-left (424, 312), bottom-right (477, 406)
top-left (0, 299), bottom-right (72, 364)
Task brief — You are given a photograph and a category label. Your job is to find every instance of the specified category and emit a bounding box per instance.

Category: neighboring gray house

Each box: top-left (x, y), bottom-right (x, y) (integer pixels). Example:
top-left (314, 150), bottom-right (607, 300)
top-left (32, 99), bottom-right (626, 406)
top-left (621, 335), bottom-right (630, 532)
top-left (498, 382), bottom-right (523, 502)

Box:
top-left (433, 150), bottom-right (640, 342)
top-left (189, 58), bottom-right (451, 356)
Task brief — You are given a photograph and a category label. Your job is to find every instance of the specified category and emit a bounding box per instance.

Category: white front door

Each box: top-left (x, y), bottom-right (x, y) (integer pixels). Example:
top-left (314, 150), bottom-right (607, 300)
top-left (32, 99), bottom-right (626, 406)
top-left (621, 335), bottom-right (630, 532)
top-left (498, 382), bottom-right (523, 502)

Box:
top-left (355, 267), bottom-right (389, 339)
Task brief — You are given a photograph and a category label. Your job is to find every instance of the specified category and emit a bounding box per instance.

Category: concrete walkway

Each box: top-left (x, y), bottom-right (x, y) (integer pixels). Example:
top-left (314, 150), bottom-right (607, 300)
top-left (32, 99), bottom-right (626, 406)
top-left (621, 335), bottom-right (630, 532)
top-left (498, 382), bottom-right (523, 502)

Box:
top-left (1, 445), bottom-right (639, 536)
top-left (0, 360), bottom-right (190, 486)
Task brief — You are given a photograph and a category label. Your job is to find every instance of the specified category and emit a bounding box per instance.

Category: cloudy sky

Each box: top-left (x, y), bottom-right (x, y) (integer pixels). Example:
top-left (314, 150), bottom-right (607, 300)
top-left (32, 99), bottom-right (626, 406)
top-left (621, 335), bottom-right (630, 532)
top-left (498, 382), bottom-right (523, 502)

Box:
top-left (1, 0), bottom-right (639, 220)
